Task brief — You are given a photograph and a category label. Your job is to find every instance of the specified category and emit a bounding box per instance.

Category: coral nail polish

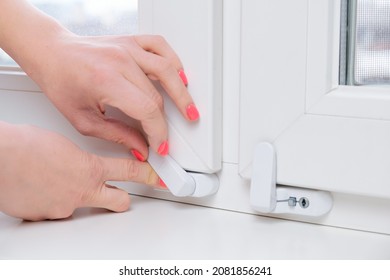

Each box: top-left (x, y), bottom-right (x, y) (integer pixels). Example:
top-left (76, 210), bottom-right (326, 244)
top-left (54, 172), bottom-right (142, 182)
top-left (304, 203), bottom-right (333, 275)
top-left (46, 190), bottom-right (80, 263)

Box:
top-left (186, 103), bottom-right (200, 121)
top-left (131, 149), bottom-right (146, 162)
top-left (178, 69), bottom-right (188, 86)
top-left (158, 140), bottom-right (169, 156)
top-left (159, 178), bottom-right (168, 188)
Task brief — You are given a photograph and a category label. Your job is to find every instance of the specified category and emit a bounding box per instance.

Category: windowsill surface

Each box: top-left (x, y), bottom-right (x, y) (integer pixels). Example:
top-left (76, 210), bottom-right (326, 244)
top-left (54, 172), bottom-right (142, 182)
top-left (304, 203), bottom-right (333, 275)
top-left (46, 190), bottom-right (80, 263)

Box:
top-left (0, 195), bottom-right (389, 260)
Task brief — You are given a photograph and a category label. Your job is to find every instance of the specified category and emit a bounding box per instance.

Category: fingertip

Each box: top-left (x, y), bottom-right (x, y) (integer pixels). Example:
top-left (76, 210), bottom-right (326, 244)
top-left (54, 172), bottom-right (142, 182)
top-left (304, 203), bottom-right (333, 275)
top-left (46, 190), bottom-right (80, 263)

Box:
top-left (158, 178), bottom-right (168, 188)
top-left (185, 103), bottom-right (200, 121)
top-left (105, 185), bottom-right (131, 213)
top-left (139, 112), bottom-right (169, 158)
top-left (85, 184), bottom-right (131, 213)
top-left (117, 194), bottom-right (131, 213)
top-left (157, 140), bottom-right (169, 156)
top-left (178, 69), bottom-right (188, 86)
top-left (131, 149), bottom-right (146, 162)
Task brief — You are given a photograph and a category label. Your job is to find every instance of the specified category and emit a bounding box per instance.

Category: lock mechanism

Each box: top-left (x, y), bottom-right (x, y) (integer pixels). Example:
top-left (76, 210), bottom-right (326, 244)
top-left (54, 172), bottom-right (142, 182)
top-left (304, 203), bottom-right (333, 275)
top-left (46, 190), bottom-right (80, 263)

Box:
top-left (250, 142), bottom-right (333, 217)
top-left (277, 197), bottom-right (310, 208)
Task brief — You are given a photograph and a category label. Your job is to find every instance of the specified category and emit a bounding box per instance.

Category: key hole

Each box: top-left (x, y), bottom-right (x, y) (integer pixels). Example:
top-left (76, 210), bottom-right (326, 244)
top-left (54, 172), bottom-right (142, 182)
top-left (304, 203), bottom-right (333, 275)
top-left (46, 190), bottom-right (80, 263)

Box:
top-left (299, 197), bottom-right (310, 209)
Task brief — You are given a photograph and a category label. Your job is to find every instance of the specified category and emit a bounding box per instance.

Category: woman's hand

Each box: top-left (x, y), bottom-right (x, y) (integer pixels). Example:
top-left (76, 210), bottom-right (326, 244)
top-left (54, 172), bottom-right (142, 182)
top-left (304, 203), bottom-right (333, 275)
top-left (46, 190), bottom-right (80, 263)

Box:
top-left (0, 0), bottom-right (200, 161)
top-left (34, 34), bottom-right (199, 160)
top-left (0, 122), bottom-right (161, 221)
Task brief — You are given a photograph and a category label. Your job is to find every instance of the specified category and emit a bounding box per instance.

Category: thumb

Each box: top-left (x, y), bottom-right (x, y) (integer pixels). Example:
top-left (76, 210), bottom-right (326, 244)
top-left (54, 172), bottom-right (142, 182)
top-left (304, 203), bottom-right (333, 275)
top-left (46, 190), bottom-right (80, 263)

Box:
top-left (84, 157), bottom-right (162, 212)
top-left (100, 156), bottom-right (160, 186)
top-left (85, 183), bottom-right (131, 212)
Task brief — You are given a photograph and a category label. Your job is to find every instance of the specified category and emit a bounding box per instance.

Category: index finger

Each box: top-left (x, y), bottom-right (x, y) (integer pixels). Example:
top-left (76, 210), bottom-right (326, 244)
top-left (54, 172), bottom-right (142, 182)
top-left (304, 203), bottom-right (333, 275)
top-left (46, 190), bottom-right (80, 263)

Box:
top-left (106, 77), bottom-right (168, 155)
top-left (134, 35), bottom-right (183, 69)
top-left (133, 35), bottom-right (200, 122)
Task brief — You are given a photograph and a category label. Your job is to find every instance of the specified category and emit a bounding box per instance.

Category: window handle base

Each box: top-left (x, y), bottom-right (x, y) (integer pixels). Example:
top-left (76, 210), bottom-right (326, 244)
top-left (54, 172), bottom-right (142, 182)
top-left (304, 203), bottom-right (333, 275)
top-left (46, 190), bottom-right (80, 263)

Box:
top-left (148, 147), bottom-right (219, 198)
top-left (250, 142), bottom-right (333, 217)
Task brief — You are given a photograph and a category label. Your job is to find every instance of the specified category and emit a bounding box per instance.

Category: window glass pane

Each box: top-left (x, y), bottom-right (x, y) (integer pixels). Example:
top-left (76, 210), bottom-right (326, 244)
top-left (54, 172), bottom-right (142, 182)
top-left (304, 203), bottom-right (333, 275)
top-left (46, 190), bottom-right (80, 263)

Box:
top-left (0, 52), bottom-right (14, 67)
top-left (345, 0), bottom-right (390, 85)
top-left (0, 0), bottom-right (138, 66)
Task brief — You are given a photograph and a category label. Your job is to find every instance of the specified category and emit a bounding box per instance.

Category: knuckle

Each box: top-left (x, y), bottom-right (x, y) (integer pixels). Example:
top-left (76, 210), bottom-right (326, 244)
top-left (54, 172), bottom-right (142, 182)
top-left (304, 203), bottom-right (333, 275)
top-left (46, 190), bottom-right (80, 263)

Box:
top-left (151, 92), bottom-right (164, 108)
top-left (154, 58), bottom-right (171, 75)
top-left (153, 35), bottom-right (168, 46)
top-left (87, 64), bottom-right (112, 89)
top-left (89, 156), bottom-right (105, 180)
top-left (84, 46), bottom-right (125, 86)
top-left (125, 160), bottom-right (140, 180)
top-left (106, 135), bottom-right (126, 146)
top-left (107, 45), bottom-right (129, 62)
top-left (76, 156), bottom-right (101, 203)
top-left (121, 36), bottom-right (137, 48)
top-left (142, 97), bottom-right (161, 116)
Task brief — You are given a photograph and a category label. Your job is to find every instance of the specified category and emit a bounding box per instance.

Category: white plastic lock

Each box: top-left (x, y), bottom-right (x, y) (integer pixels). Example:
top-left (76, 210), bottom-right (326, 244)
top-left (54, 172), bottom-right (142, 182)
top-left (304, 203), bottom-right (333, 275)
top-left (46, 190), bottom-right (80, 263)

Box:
top-left (250, 142), bottom-right (333, 217)
top-left (250, 142), bottom-right (277, 213)
top-left (147, 148), bottom-right (219, 198)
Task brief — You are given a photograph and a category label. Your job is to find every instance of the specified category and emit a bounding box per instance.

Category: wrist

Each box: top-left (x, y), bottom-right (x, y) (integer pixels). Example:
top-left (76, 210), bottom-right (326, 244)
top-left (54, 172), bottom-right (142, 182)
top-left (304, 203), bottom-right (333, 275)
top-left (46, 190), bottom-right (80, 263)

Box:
top-left (0, 0), bottom-right (72, 85)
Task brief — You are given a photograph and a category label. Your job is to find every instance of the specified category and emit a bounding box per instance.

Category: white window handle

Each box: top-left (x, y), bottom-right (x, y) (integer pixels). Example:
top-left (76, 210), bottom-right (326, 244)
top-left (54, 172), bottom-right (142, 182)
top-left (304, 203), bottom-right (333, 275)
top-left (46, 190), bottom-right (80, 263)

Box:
top-left (250, 142), bottom-right (277, 213)
top-left (147, 148), bottom-right (219, 198)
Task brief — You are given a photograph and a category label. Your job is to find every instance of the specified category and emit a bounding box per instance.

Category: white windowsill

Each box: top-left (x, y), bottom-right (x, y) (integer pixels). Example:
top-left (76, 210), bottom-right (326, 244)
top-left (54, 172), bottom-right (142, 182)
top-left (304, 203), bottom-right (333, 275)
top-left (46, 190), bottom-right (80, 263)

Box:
top-left (0, 195), bottom-right (389, 259)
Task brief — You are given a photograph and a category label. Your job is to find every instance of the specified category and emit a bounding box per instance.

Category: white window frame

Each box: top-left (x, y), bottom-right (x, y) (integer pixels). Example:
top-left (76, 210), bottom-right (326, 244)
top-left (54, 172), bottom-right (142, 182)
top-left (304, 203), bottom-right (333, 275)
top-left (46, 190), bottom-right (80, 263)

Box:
top-left (306, 0), bottom-right (390, 120)
top-left (0, 67), bottom-right (40, 92)
top-left (138, 0), bottom-right (223, 173)
top-left (238, 0), bottom-right (390, 200)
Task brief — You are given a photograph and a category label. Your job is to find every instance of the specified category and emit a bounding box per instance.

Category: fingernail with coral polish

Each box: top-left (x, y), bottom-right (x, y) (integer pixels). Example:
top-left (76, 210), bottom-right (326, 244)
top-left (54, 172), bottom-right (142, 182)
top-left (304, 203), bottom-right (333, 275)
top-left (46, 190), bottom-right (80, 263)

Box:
top-left (186, 103), bottom-right (200, 121)
top-left (158, 140), bottom-right (169, 156)
top-left (131, 149), bottom-right (145, 162)
top-left (159, 178), bottom-right (168, 188)
top-left (178, 69), bottom-right (188, 86)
